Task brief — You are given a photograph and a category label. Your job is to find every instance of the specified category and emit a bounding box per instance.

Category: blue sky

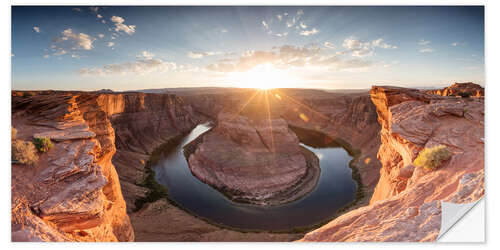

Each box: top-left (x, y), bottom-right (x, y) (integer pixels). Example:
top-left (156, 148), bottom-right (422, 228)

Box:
top-left (11, 6), bottom-right (484, 90)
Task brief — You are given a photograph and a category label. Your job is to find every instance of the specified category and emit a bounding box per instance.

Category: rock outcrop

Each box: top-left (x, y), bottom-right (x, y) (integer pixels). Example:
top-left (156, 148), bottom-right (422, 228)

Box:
top-left (87, 93), bottom-right (203, 212)
top-left (426, 82), bottom-right (484, 97)
top-left (11, 93), bottom-right (134, 242)
top-left (185, 112), bottom-right (320, 205)
top-left (300, 85), bottom-right (484, 242)
top-left (11, 91), bottom-right (204, 241)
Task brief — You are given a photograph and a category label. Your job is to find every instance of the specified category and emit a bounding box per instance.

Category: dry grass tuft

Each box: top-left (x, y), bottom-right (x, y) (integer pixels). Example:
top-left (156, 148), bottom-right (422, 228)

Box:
top-left (413, 145), bottom-right (452, 170)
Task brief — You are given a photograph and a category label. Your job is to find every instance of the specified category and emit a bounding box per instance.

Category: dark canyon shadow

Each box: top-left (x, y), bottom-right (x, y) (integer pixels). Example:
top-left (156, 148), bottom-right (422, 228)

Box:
top-left (152, 123), bottom-right (357, 231)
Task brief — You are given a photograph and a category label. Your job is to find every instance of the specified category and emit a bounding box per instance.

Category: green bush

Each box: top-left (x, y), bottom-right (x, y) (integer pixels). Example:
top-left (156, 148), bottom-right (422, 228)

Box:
top-left (413, 145), bottom-right (452, 170)
top-left (33, 137), bottom-right (54, 153)
top-left (12, 140), bottom-right (38, 165)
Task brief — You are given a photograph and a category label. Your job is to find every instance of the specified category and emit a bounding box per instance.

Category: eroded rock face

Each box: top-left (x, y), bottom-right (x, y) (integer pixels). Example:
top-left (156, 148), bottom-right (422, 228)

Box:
top-left (186, 112), bottom-right (320, 205)
top-left (11, 92), bottom-right (134, 242)
top-left (426, 82), bottom-right (484, 97)
top-left (300, 85), bottom-right (484, 242)
top-left (12, 91), bottom-right (206, 241)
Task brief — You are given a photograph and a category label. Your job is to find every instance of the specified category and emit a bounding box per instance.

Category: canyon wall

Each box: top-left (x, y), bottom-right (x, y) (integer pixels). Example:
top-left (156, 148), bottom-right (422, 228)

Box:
top-left (86, 93), bottom-right (203, 212)
top-left (300, 86), bottom-right (484, 242)
top-left (11, 93), bottom-right (134, 241)
top-left (185, 89), bottom-right (382, 195)
top-left (277, 91), bottom-right (382, 193)
top-left (14, 86), bottom-right (475, 242)
top-left (11, 91), bottom-right (203, 241)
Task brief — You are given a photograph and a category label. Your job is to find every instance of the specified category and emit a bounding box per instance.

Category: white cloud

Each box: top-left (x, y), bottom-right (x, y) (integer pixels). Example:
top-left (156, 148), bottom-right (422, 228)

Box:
top-left (97, 14), bottom-right (103, 19)
top-left (341, 37), bottom-right (397, 57)
top-left (451, 42), bottom-right (465, 47)
top-left (188, 52), bottom-right (205, 59)
top-left (101, 20), bottom-right (106, 24)
top-left (262, 21), bottom-right (269, 30)
top-left (107, 42), bottom-right (115, 47)
top-left (371, 38), bottom-right (398, 49)
top-left (205, 44), bottom-right (374, 73)
top-left (98, 33), bottom-right (105, 39)
top-left (50, 29), bottom-right (94, 58)
top-left (111, 16), bottom-right (136, 35)
top-left (324, 42), bottom-right (335, 49)
top-left (53, 49), bottom-right (67, 56)
top-left (300, 28), bottom-right (319, 36)
top-left (57, 28), bottom-right (95, 50)
top-left (221, 29), bottom-right (228, 33)
top-left (77, 57), bottom-right (178, 76)
top-left (72, 8), bottom-right (82, 12)
top-left (286, 18), bottom-right (296, 28)
top-left (419, 48), bottom-right (434, 53)
top-left (90, 7), bottom-right (99, 12)
top-left (33, 26), bottom-right (40, 33)
top-left (277, 15), bottom-right (282, 21)
top-left (138, 51), bottom-right (154, 59)
top-left (43, 54), bottom-right (50, 59)
top-left (188, 51), bottom-right (220, 59)
top-left (297, 9), bottom-right (304, 16)
top-left (299, 22), bottom-right (307, 29)
top-left (418, 39), bottom-right (431, 46)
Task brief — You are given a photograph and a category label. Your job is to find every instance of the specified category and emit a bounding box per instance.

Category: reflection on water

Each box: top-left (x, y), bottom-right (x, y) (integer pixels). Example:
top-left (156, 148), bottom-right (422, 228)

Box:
top-left (153, 123), bottom-right (357, 230)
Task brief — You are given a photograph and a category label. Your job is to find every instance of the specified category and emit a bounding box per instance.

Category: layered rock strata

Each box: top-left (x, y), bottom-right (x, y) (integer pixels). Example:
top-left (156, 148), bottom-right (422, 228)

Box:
top-left (11, 93), bottom-right (134, 241)
top-left (300, 85), bottom-right (484, 242)
top-left (185, 112), bottom-right (320, 205)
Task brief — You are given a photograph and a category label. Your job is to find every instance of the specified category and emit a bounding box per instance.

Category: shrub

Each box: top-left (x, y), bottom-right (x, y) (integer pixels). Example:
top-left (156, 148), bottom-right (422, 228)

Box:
top-left (413, 145), bottom-right (452, 170)
top-left (33, 137), bottom-right (54, 153)
top-left (12, 140), bottom-right (38, 165)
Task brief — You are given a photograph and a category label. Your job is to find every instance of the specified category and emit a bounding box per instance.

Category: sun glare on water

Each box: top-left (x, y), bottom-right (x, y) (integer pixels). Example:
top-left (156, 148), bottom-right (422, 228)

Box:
top-left (226, 63), bottom-right (300, 90)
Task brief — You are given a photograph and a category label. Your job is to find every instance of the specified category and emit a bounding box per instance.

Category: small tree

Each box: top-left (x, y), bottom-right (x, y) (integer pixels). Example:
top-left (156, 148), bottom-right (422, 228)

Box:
top-left (413, 145), bottom-right (452, 171)
top-left (12, 140), bottom-right (38, 165)
top-left (33, 137), bottom-right (54, 153)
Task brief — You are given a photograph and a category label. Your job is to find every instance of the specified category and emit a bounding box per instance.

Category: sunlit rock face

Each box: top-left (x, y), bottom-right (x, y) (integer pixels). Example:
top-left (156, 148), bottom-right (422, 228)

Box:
top-left (186, 112), bottom-right (320, 205)
top-left (300, 84), bottom-right (484, 242)
top-left (11, 92), bottom-right (134, 242)
top-left (426, 82), bottom-right (484, 97)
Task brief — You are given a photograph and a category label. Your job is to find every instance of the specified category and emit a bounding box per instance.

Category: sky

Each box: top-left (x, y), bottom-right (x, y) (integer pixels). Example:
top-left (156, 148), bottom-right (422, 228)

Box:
top-left (11, 6), bottom-right (484, 91)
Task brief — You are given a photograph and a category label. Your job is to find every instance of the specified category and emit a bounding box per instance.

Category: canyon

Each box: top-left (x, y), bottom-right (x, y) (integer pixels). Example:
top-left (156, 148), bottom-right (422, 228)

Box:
top-left (11, 83), bottom-right (484, 242)
top-left (185, 112), bottom-right (320, 206)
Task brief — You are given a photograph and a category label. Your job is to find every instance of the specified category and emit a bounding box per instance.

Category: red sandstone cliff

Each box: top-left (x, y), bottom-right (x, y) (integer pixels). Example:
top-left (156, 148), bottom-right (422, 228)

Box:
top-left (426, 82), bottom-right (484, 97)
top-left (186, 112), bottom-right (320, 205)
top-left (300, 85), bottom-right (484, 242)
top-left (11, 93), bottom-right (134, 241)
top-left (11, 91), bottom-right (204, 241)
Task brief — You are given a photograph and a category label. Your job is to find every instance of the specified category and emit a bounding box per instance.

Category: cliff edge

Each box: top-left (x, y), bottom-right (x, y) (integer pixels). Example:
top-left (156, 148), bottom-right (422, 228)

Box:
top-left (300, 85), bottom-right (484, 242)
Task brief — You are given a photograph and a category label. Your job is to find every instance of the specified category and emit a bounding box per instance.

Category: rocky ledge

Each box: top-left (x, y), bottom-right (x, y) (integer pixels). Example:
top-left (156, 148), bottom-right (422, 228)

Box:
top-left (300, 84), bottom-right (484, 242)
top-left (185, 112), bottom-right (320, 205)
top-left (11, 93), bottom-right (134, 242)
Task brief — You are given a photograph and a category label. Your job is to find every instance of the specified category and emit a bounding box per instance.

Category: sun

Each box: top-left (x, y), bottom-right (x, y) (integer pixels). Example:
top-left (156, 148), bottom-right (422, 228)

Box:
top-left (226, 63), bottom-right (300, 90)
